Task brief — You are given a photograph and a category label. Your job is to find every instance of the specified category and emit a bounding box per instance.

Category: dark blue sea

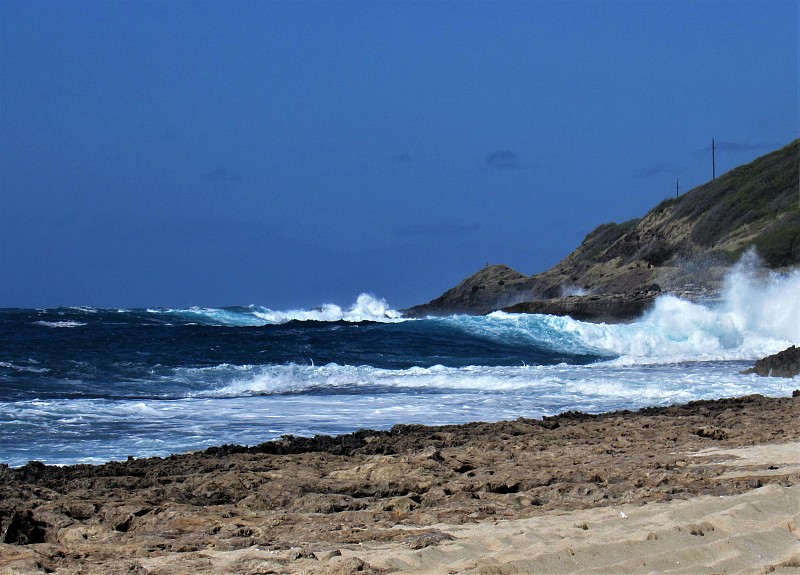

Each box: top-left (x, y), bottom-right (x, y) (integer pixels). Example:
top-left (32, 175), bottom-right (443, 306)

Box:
top-left (2, 268), bottom-right (798, 468)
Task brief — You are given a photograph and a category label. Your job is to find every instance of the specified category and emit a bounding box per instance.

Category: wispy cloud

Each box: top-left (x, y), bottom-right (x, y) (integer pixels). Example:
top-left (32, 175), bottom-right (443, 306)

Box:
top-left (697, 140), bottom-right (780, 153)
top-left (206, 167), bottom-right (243, 182)
top-left (484, 149), bottom-right (523, 169)
top-left (634, 162), bottom-right (683, 179)
top-left (395, 221), bottom-right (482, 239)
top-left (636, 140), bottom-right (780, 179)
top-left (712, 141), bottom-right (779, 152)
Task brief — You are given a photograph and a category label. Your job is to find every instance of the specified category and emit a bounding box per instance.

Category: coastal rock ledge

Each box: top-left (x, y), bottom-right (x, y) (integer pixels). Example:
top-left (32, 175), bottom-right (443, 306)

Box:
top-left (501, 290), bottom-right (661, 323)
top-left (743, 346), bottom-right (800, 378)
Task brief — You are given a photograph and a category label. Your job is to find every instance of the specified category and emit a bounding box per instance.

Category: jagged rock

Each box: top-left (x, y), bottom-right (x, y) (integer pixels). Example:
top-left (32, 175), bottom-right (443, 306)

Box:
top-left (2, 511), bottom-right (47, 545)
top-left (407, 529), bottom-right (455, 549)
top-left (743, 346), bottom-right (800, 378)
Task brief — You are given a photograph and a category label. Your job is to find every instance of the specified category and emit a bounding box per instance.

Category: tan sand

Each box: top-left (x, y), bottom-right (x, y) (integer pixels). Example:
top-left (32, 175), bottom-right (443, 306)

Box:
top-left (348, 444), bottom-right (800, 575)
top-left (131, 444), bottom-right (800, 575)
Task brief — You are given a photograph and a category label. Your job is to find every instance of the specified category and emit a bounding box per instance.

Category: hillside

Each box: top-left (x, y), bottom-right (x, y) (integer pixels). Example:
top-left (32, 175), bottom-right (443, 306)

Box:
top-left (405, 139), bottom-right (799, 317)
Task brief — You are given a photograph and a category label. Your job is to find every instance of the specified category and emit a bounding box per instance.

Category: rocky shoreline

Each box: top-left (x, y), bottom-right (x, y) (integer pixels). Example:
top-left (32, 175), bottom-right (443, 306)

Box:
top-left (743, 345), bottom-right (800, 378)
top-left (2, 392), bottom-right (799, 574)
top-left (400, 264), bottom-right (724, 321)
top-left (500, 290), bottom-right (662, 323)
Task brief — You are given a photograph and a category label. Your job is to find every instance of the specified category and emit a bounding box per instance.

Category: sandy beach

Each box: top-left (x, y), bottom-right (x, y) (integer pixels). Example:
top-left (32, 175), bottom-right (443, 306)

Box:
top-left (2, 393), bottom-right (799, 574)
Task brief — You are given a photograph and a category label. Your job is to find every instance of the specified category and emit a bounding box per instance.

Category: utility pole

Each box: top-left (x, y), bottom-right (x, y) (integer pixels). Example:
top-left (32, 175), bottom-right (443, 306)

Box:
top-left (712, 138), bottom-right (716, 180)
top-left (676, 178), bottom-right (679, 198)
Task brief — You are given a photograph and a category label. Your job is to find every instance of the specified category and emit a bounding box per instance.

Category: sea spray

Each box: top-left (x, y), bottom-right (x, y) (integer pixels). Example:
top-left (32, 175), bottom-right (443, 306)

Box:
top-left (720, 249), bottom-right (800, 342)
top-left (580, 255), bottom-right (798, 363)
top-left (254, 293), bottom-right (403, 324)
top-left (478, 254), bottom-right (798, 364)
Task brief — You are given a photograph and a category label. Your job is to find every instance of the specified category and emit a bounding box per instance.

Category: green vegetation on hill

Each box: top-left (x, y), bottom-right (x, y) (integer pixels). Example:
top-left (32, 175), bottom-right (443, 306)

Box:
top-left (540, 139), bottom-right (799, 293)
top-left (579, 219), bottom-right (640, 262)
top-left (677, 139), bottom-right (799, 264)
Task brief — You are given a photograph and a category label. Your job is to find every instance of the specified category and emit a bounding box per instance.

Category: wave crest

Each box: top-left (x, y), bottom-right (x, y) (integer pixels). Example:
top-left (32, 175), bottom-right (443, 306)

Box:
top-left (255, 293), bottom-right (403, 324)
top-left (153, 294), bottom-right (403, 326)
top-left (33, 320), bottom-right (87, 328)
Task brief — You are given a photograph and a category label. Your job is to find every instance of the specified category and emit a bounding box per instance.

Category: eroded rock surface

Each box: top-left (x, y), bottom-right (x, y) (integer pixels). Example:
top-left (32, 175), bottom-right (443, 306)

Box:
top-left (743, 345), bottom-right (800, 378)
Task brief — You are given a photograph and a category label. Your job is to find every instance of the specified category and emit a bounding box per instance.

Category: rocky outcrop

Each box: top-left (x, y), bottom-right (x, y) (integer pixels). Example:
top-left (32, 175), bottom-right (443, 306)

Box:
top-left (403, 264), bottom-right (539, 317)
top-left (743, 346), bottom-right (800, 378)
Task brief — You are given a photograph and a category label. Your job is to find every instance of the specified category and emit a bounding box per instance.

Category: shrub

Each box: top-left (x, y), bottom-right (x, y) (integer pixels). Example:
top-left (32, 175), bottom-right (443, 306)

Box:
top-left (754, 211), bottom-right (800, 267)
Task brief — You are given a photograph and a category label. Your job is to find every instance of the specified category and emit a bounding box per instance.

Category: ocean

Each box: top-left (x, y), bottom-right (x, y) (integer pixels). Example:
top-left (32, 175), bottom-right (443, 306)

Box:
top-left (2, 263), bottom-right (798, 468)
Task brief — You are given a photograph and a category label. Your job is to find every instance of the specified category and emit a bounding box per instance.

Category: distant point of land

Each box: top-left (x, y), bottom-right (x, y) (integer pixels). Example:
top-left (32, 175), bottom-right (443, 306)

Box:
top-left (405, 139), bottom-right (799, 318)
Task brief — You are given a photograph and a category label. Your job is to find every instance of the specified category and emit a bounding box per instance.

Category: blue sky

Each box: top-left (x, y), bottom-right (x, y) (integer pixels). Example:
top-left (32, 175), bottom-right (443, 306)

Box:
top-left (1, 0), bottom-right (797, 309)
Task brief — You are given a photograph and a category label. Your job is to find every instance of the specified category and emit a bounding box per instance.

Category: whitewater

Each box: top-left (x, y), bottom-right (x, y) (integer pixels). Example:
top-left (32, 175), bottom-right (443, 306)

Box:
top-left (1, 261), bottom-right (797, 468)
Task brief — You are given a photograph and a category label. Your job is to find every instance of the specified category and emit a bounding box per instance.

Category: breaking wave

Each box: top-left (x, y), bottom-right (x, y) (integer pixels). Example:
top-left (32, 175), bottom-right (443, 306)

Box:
top-left (446, 256), bottom-right (799, 364)
top-left (150, 293), bottom-right (403, 326)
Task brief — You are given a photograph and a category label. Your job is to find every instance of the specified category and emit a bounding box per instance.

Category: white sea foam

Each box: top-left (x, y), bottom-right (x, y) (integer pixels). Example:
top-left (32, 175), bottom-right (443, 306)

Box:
top-left (3, 256), bottom-right (797, 468)
top-left (64, 306), bottom-right (98, 314)
top-left (599, 259), bottom-right (797, 363)
top-left (0, 361), bottom-right (50, 374)
top-left (479, 255), bottom-right (799, 365)
top-left (720, 250), bottom-right (800, 342)
top-left (5, 359), bottom-right (794, 467)
top-left (253, 293), bottom-right (404, 324)
top-left (162, 306), bottom-right (267, 326)
top-left (205, 363), bottom-right (552, 397)
top-left (199, 356), bottom-right (796, 402)
top-left (33, 320), bottom-right (87, 328)
top-left (152, 293), bottom-right (404, 326)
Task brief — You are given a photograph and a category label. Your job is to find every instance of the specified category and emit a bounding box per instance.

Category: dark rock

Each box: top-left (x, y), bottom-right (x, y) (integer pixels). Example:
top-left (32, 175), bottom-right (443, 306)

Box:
top-left (742, 346), bottom-right (800, 378)
top-left (403, 264), bottom-right (537, 317)
top-left (407, 530), bottom-right (455, 549)
top-left (502, 291), bottom-right (660, 323)
top-left (694, 426), bottom-right (729, 440)
top-left (2, 511), bottom-right (47, 544)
